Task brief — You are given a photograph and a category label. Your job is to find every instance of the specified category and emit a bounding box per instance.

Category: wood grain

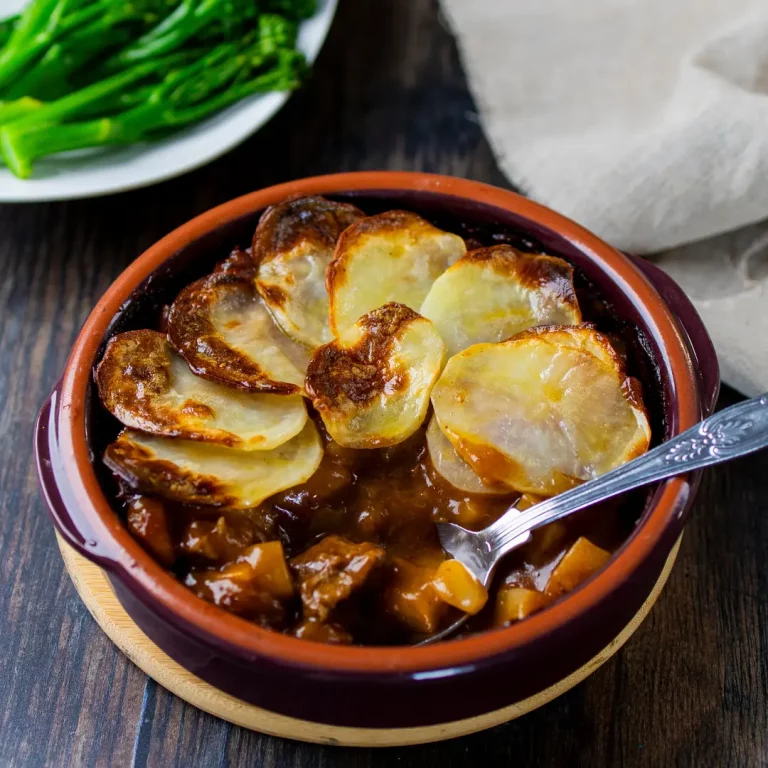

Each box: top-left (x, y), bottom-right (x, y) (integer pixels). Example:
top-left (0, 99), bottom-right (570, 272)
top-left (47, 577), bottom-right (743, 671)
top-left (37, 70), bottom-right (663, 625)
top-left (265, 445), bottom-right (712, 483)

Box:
top-left (1, 0), bottom-right (767, 765)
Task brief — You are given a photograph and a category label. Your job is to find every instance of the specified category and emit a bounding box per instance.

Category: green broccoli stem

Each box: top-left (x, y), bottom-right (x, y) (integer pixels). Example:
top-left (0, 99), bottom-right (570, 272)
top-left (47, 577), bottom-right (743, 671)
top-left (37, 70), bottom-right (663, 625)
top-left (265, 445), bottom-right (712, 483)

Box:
top-left (0, 15), bottom-right (19, 48)
top-left (0, 0), bottom-right (72, 94)
top-left (5, 11), bottom-right (144, 100)
top-left (109, 0), bottom-right (256, 66)
top-left (0, 96), bottom-right (44, 125)
top-left (7, 52), bottom-right (189, 133)
top-left (0, 58), bottom-right (303, 178)
top-left (0, 0), bottom-right (172, 96)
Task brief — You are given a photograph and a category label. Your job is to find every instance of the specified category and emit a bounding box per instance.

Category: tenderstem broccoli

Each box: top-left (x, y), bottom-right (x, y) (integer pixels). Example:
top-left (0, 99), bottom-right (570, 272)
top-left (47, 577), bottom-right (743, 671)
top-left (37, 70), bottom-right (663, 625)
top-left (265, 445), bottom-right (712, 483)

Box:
top-left (0, 16), bottom-right (307, 178)
top-left (0, 0), bottom-right (314, 178)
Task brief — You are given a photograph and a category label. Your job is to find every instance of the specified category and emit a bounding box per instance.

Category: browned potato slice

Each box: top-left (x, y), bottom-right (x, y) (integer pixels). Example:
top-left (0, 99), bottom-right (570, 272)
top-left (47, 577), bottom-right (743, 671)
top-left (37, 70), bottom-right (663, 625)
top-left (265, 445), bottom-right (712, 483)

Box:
top-left (96, 330), bottom-right (307, 450)
top-left (494, 586), bottom-right (551, 626)
top-left (327, 211), bottom-right (466, 335)
top-left (420, 245), bottom-right (581, 357)
top-left (426, 415), bottom-right (509, 495)
top-left (431, 326), bottom-right (651, 495)
top-left (545, 537), bottom-right (611, 598)
top-left (253, 195), bottom-right (365, 348)
top-left (432, 560), bottom-right (488, 614)
top-left (305, 303), bottom-right (446, 448)
top-left (103, 421), bottom-right (324, 509)
top-left (167, 249), bottom-right (309, 395)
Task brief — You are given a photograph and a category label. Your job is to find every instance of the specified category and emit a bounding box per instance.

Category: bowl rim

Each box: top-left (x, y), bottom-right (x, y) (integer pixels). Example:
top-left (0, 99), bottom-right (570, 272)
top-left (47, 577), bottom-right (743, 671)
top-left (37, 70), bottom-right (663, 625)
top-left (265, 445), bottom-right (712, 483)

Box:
top-left (53, 171), bottom-right (700, 674)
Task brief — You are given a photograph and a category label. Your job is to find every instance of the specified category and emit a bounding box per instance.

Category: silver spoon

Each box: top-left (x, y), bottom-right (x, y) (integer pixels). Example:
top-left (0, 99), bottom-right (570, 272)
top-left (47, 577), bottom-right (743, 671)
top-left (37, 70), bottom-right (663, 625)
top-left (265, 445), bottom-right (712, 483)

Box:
top-left (419, 392), bottom-right (768, 645)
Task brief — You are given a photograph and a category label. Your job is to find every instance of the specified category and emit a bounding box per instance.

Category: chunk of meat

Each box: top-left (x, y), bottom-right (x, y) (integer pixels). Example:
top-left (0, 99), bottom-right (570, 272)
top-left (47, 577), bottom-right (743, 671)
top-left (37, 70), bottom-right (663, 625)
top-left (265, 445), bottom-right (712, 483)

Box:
top-left (125, 496), bottom-right (175, 566)
top-left (545, 537), bottom-right (611, 598)
top-left (293, 619), bottom-right (353, 645)
top-left (179, 515), bottom-right (257, 564)
top-left (494, 586), bottom-right (550, 626)
top-left (382, 557), bottom-right (447, 634)
top-left (291, 535), bottom-right (385, 622)
top-left (432, 560), bottom-right (488, 615)
top-left (184, 541), bottom-right (294, 625)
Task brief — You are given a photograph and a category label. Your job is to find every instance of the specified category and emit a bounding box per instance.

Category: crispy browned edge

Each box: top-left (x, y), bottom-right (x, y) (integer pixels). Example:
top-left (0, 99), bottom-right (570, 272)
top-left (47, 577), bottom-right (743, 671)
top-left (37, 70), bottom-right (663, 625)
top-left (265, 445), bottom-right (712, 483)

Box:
top-left (95, 328), bottom-right (244, 443)
top-left (456, 245), bottom-right (582, 320)
top-left (95, 329), bottom-right (170, 422)
top-left (252, 194), bottom-right (365, 271)
top-left (325, 210), bottom-right (456, 335)
top-left (104, 430), bottom-right (236, 507)
top-left (304, 302), bottom-right (423, 415)
top-left (166, 248), bottom-right (301, 395)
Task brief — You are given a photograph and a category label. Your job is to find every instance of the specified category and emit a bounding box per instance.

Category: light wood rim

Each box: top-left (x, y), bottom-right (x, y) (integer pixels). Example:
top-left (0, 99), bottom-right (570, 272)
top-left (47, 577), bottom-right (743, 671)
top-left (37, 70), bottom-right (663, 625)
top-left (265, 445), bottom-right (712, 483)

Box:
top-left (57, 533), bottom-right (682, 747)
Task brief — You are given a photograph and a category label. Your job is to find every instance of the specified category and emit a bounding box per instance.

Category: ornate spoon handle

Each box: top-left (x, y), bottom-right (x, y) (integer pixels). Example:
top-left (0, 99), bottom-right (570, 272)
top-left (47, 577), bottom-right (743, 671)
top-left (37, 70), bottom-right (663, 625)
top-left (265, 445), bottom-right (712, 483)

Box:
top-left (479, 393), bottom-right (768, 559)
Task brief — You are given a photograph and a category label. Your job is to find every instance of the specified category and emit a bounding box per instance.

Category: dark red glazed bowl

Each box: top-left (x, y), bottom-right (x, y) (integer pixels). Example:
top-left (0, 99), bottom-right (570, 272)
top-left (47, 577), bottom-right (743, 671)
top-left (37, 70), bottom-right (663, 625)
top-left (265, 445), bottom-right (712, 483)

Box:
top-left (35, 172), bottom-right (719, 733)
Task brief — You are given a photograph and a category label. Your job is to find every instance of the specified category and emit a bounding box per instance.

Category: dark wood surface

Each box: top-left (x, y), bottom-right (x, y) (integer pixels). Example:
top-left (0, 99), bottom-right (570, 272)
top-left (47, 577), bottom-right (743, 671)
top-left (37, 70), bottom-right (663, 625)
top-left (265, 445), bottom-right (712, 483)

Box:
top-left (1, 1), bottom-right (766, 765)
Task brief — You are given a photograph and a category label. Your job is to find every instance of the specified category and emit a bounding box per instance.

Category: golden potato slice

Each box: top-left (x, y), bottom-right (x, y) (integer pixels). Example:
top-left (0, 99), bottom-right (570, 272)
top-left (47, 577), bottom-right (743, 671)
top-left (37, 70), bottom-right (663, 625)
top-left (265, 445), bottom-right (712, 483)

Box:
top-left (327, 211), bottom-right (466, 335)
top-left (103, 421), bottom-right (324, 509)
top-left (420, 245), bottom-right (581, 356)
top-left (305, 303), bottom-right (446, 448)
top-left (96, 330), bottom-right (307, 450)
top-left (431, 326), bottom-right (651, 495)
top-left (167, 249), bottom-right (309, 395)
top-left (425, 415), bottom-right (509, 495)
top-left (253, 196), bottom-right (365, 348)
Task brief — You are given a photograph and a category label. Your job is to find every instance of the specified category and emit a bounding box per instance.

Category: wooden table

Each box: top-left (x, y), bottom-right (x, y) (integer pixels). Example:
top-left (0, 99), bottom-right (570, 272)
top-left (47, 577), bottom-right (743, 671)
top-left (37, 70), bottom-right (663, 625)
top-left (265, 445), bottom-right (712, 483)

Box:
top-left (2, 1), bottom-right (767, 765)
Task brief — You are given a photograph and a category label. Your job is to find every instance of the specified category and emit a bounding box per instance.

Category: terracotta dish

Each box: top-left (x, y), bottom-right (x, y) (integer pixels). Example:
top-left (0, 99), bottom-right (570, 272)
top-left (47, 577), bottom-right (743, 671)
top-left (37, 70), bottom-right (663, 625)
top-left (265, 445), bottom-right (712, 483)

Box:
top-left (35, 172), bottom-right (719, 730)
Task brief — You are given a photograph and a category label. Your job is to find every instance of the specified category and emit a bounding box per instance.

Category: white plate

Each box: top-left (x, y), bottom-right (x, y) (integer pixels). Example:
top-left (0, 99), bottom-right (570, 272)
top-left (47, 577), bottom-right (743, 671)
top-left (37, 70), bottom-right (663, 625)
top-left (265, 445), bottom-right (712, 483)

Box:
top-left (0, 0), bottom-right (337, 202)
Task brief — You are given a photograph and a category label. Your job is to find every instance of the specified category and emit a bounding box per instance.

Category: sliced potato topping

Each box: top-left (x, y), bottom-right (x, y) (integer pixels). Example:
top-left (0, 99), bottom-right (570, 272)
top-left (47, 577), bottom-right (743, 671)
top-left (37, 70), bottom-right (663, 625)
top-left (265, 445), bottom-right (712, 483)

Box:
top-left (305, 303), bottom-right (446, 448)
top-left (426, 414), bottom-right (509, 495)
top-left (96, 330), bottom-right (307, 450)
top-left (167, 249), bottom-right (309, 395)
top-left (103, 421), bottom-right (324, 509)
top-left (327, 210), bottom-right (466, 335)
top-left (432, 559), bottom-right (488, 614)
top-left (420, 245), bottom-right (581, 357)
top-left (253, 195), bottom-right (365, 348)
top-left (431, 326), bottom-right (651, 495)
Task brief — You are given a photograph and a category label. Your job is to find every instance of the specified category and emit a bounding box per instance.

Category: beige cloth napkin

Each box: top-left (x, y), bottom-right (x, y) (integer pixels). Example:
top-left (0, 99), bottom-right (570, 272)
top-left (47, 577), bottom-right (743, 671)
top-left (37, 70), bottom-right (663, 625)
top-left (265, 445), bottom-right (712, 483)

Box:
top-left (441, 0), bottom-right (768, 397)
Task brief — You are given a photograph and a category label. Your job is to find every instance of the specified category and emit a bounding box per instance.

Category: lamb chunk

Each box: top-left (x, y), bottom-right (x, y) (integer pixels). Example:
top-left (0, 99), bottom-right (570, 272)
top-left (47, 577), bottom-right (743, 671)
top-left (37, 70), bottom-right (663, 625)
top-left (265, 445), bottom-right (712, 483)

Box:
top-left (291, 535), bottom-right (385, 622)
top-left (184, 541), bottom-right (293, 626)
